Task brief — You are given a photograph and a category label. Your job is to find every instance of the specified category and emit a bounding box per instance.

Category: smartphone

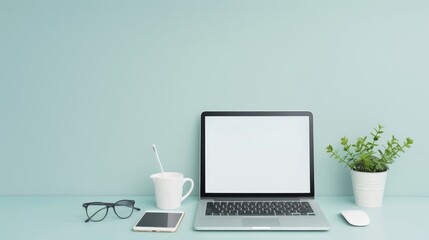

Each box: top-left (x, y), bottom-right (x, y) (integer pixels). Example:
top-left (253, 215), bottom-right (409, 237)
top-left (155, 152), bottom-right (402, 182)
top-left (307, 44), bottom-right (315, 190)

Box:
top-left (132, 211), bottom-right (185, 232)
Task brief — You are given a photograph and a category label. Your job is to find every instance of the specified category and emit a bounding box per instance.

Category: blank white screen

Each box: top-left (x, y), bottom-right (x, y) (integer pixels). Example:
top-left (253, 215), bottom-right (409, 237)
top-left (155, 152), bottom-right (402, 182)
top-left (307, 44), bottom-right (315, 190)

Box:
top-left (205, 116), bottom-right (310, 193)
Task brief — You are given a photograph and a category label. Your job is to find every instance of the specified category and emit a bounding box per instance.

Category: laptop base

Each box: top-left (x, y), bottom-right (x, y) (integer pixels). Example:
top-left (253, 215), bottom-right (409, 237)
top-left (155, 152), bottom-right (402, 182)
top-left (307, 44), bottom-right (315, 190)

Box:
top-left (194, 199), bottom-right (330, 231)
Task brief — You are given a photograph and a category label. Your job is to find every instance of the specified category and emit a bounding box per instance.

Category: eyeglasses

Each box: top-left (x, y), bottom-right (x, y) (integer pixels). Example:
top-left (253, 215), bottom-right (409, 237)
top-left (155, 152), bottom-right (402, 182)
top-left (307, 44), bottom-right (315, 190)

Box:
top-left (82, 199), bottom-right (141, 222)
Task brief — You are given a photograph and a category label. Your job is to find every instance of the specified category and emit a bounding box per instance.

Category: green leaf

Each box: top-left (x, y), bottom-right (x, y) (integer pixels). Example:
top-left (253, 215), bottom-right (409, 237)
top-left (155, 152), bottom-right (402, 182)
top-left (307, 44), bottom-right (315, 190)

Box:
top-left (325, 124), bottom-right (412, 172)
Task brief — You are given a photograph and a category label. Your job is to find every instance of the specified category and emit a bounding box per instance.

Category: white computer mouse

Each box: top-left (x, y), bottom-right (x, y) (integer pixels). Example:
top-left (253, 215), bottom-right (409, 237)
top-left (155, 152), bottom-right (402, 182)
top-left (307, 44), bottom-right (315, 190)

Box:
top-left (341, 210), bottom-right (370, 226)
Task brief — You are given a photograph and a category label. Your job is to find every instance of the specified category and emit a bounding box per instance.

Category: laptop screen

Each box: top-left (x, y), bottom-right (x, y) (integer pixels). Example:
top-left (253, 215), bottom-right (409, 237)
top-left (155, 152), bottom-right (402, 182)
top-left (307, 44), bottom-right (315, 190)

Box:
top-left (200, 111), bottom-right (314, 198)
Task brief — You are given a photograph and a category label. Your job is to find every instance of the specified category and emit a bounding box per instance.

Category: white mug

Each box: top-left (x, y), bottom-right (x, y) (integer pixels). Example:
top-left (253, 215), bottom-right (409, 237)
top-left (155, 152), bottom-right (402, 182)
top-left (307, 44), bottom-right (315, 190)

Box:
top-left (151, 172), bottom-right (194, 210)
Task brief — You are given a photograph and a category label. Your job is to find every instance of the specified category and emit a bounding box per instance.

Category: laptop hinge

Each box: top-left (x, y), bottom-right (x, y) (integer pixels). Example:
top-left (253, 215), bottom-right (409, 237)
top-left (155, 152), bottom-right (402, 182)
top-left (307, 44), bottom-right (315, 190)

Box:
top-left (210, 197), bottom-right (304, 201)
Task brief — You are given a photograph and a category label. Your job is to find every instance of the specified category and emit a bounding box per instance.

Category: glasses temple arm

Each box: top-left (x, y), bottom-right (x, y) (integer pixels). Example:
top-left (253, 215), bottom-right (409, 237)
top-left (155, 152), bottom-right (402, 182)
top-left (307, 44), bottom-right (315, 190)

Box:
top-left (84, 207), bottom-right (107, 223)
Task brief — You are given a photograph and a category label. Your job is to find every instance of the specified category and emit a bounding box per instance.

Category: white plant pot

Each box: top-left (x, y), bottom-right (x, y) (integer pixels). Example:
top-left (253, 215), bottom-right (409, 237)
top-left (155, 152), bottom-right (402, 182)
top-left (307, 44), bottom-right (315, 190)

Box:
top-left (350, 170), bottom-right (387, 208)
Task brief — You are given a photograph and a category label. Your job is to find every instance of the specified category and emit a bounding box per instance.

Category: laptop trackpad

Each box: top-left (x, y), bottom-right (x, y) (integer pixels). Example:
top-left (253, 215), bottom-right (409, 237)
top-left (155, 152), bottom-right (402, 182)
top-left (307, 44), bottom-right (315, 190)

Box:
top-left (242, 218), bottom-right (280, 227)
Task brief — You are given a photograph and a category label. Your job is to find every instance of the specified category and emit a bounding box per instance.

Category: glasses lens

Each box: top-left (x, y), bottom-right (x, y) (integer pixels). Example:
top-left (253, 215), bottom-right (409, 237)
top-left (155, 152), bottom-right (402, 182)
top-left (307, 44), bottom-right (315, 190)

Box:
top-left (114, 200), bottom-right (134, 219)
top-left (86, 204), bottom-right (108, 222)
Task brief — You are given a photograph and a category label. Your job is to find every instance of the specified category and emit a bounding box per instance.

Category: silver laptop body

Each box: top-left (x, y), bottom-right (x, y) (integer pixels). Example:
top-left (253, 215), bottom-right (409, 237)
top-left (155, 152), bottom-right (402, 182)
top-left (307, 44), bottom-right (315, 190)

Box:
top-left (193, 111), bottom-right (330, 231)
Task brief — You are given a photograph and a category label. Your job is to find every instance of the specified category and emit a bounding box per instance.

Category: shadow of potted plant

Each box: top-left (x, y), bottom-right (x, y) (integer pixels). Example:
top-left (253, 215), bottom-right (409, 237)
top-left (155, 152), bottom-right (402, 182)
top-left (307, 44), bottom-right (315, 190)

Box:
top-left (326, 124), bottom-right (413, 207)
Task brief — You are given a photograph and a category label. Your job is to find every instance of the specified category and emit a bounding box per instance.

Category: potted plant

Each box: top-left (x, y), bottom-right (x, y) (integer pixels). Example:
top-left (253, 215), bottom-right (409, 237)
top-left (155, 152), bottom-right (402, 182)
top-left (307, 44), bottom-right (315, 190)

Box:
top-left (326, 124), bottom-right (413, 207)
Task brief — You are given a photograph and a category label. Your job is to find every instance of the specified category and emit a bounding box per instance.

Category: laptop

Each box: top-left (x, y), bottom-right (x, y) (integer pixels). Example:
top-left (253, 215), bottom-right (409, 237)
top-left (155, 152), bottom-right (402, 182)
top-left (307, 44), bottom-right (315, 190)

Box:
top-left (193, 111), bottom-right (330, 231)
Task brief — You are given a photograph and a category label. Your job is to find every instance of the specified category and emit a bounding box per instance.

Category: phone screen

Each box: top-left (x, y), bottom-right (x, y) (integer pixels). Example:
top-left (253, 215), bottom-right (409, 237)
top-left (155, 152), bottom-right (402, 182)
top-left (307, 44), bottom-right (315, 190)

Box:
top-left (135, 212), bottom-right (183, 228)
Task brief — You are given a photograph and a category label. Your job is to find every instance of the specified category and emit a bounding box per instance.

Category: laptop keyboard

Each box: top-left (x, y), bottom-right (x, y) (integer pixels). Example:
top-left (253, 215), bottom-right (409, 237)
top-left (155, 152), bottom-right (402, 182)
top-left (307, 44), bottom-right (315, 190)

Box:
top-left (205, 201), bottom-right (315, 216)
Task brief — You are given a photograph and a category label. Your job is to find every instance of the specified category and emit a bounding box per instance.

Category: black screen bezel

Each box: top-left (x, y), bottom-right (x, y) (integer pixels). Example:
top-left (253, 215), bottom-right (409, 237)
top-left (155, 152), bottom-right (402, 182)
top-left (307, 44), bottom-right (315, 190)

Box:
top-left (200, 111), bottom-right (315, 199)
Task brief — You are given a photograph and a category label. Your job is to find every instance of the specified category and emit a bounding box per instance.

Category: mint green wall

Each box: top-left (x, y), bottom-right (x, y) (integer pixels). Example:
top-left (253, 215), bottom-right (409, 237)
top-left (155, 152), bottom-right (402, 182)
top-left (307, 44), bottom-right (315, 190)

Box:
top-left (1, 0), bottom-right (427, 196)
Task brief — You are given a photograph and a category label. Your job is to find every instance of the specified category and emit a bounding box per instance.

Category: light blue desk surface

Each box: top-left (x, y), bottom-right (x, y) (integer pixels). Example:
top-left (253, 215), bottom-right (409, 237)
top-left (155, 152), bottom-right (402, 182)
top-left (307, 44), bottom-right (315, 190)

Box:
top-left (1, 196), bottom-right (427, 239)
